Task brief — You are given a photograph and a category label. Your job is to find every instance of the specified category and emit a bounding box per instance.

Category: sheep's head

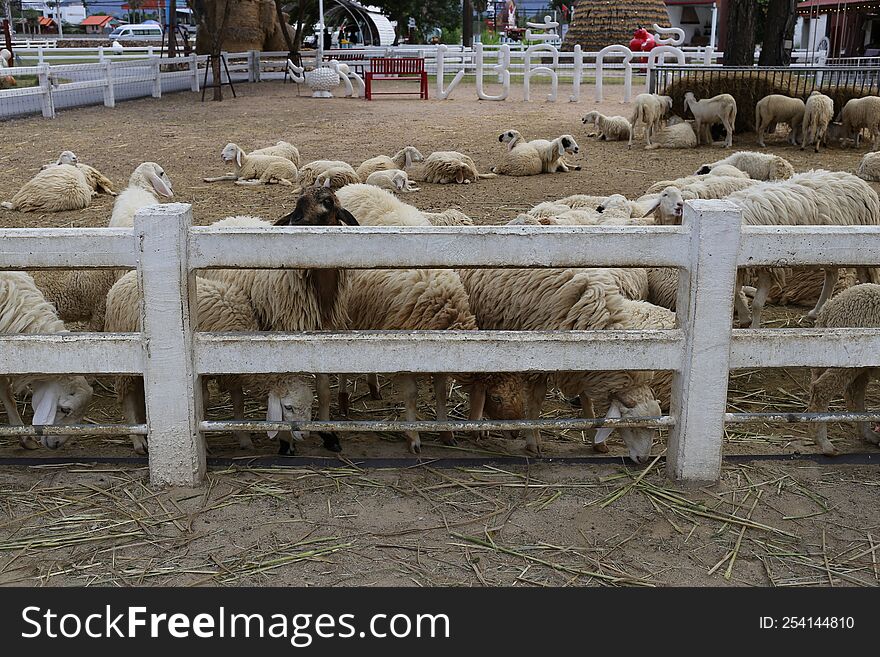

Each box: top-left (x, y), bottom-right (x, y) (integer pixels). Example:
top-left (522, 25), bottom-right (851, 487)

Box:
top-left (642, 186), bottom-right (684, 225)
top-left (392, 170), bottom-right (408, 192)
top-left (32, 376), bottom-right (94, 450)
top-left (593, 393), bottom-right (661, 464)
top-left (596, 194), bottom-right (631, 214)
top-left (557, 135), bottom-right (580, 156)
top-left (401, 146), bottom-right (424, 169)
top-left (695, 163), bottom-right (712, 175)
top-left (481, 374), bottom-right (527, 424)
top-left (661, 95), bottom-right (674, 112)
top-left (131, 162), bottom-right (173, 198)
top-left (220, 142), bottom-right (243, 167)
top-left (276, 185), bottom-right (359, 227)
top-left (582, 111), bottom-right (599, 125)
top-left (498, 129), bottom-right (523, 150)
top-left (57, 150), bottom-right (78, 166)
top-left (266, 375), bottom-right (314, 443)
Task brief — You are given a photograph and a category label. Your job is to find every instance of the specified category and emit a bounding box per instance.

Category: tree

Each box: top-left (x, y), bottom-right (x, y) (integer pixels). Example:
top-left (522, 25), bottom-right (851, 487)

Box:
top-left (758, 0), bottom-right (796, 66)
top-left (190, 0), bottom-right (232, 100)
top-left (723, 0), bottom-right (758, 66)
top-left (274, 0), bottom-right (295, 55)
top-left (370, 1), bottom-right (461, 44)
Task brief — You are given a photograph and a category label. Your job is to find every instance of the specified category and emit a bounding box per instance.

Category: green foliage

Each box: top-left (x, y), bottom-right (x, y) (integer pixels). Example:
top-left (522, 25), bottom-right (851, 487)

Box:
top-left (370, 0), bottom-right (463, 38)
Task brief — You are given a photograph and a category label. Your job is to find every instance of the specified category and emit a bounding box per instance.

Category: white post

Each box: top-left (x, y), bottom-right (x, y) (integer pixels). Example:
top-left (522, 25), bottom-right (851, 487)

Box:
top-left (569, 44), bottom-right (582, 102)
top-left (667, 199), bottom-right (742, 483)
top-left (99, 46), bottom-right (105, 63)
top-left (710, 2), bottom-right (718, 49)
top-left (317, 0), bottom-right (325, 65)
top-left (134, 203), bottom-right (205, 488)
top-left (151, 57), bottom-right (161, 97)
top-left (37, 46), bottom-right (44, 64)
top-left (37, 63), bottom-right (54, 118)
top-left (103, 60), bottom-right (115, 108)
top-left (249, 50), bottom-right (260, 82)
top-left (190, 53), bottom-right (199, 92)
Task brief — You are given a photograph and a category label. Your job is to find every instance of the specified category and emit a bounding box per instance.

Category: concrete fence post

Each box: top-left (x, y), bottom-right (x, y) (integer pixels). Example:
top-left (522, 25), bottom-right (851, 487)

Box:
top-left (103, 60), bottom-right (115, 108)
top-left (190, 53), bottom-right (200, 92)
top-left (667, 199), bottom-right (742, 483)
top-left (151, 57), bottom-right (162, 98)
top-left (248, 50), bottom-right (260, 82)
top-left (134, 203), bottom-right (205, 487)
top-left (37, 63), bottom-right (54, 119)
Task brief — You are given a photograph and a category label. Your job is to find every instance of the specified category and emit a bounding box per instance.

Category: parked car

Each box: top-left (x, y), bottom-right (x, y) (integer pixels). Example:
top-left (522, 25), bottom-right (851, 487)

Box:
top-left (108, 23), bottom-right (164, 42)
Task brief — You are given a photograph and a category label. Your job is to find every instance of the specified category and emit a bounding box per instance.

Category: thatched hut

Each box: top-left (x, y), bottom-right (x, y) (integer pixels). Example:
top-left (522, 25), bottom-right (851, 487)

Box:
top-left (562, 0), bottom-right (671, 52)
top-left (195, 0), bottom-right (293, 54)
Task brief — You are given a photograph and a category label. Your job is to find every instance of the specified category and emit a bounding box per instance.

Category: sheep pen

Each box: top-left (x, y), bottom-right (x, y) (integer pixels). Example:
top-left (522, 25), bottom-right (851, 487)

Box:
top-left (0, 82), bottom-right (878, 588)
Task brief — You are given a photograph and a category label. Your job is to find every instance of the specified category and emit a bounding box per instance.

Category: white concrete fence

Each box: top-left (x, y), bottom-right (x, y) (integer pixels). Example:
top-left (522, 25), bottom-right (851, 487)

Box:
top-left (2, 200), bottom-right (880, 488)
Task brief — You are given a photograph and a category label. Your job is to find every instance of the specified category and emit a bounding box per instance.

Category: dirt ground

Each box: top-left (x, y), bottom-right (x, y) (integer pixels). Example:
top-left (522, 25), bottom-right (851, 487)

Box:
top-left (1, 82), bottom-right (879, 586)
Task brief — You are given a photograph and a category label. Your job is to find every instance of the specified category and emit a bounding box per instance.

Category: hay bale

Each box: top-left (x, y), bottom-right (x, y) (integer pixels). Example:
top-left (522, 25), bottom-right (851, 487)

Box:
top-left (562, 0), bottom-right (671, 52)
top-left (664, 71), bottom-right (878, 133)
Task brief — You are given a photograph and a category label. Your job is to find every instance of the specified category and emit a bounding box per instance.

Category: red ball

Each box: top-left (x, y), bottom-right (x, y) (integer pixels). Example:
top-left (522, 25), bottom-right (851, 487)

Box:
top-left (642, 36), bottom-right (657, 51)
top-left (629, 37), bottom-right (643, 51)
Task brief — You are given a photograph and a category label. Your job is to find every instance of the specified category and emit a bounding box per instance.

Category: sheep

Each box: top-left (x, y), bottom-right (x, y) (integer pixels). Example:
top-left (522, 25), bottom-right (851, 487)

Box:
top-left (203, 187), bottom-right (358, 433)
top-left (582, 110), bottom-right (632, 142)
top-left (40, 152), bottom-right (116, 196)
top-left (356, 146), bottom-right (423, 180)
top-left (203, 142), bottom-right (299, 186)
top-left (40, 150), bottom-right (78, 170)
top-left (643, 120), bottom-right (698, 150)
top-left (491, 129), bottom-right (545, 176)
top-left (105, 270), bottom-right (326, 456)
top-left (683, 91), bottom-right (737, 147)
top-left (857, 151), bottom-right (880, 181)
top-left (1, 164), bottom-right (92, 212)
top-left (422, 150), bottom-right (497, 184)
top-left (249, 140), bottom-right (301, 166)
top-left (801, 91), bottom-right (835, 153)
top-left (694, 151), bottom-right (794, 180)
top-left (423, 208), bottom-right (474, 226)
top-left (459, 266), bottom-right (669, 460)
top-left (335, 183), bottom-right (431, 226)
top-left (365, 169), bottom-right (420, 193)
top-left (628, 93), bottom-right (673, 147)
top-left (839, 96), bottom-right (880, 149)
top-left (754, 94), bottom-right (805, 147)
top-left (0, 272), bottom-right (93, 450)
top-left (31, 162), bottom-right (174, 332)
top-left (806, 283), bottom-right (880, 456)
top-left (645, 173), bottom-right (757, 197)
top-left (296, 159), bottom-right (360, 190)
top-left (526, 135), bottom-right (582, 173)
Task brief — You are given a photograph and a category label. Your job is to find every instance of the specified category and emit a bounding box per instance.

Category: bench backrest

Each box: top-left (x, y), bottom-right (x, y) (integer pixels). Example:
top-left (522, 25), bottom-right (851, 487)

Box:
top-left (370, 57), bottom-right (425, 74)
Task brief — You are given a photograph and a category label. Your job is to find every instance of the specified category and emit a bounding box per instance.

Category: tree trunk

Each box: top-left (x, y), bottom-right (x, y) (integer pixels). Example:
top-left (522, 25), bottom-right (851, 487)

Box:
top-left (210, 0), bottom-right (231, 101)
top-left (723, 0), bottom-right (758, 66)
top-left (291, 1), bottom-right (308, 59)
top-left (168, 0), bottom-right (178, 57)
top-left (758, 0), bottom-right (796, 66)
top-left (463, 0), bottom-right (474, 47)
top-left (274, 0), bottom-right (295, 54)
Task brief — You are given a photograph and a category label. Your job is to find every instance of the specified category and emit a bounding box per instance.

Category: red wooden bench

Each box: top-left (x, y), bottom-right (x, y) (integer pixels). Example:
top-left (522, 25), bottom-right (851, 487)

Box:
top-left (364, 57), bottom-right (428, 100)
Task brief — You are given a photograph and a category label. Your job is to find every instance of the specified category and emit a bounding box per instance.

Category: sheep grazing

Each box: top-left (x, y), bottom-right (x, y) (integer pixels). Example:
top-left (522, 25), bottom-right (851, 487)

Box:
top-left (801, 91), bottom-right (835, 153)
top-left (491, 129), bottom-right (545, 176)
top-left (204, 142), bottom-right (299, 186)
top-left (2, 164), bottom-right (92, 212)
top-left (582, 110), bottom-right (632, 142)
top-left (683, 91), bottom-right (737, 147)
top-left (754, 94), bottom-right (805, 147)
top-left (249, 140), bottom-right (301, 166)
top-left (356, 146), bottom-right (423, 180)
top-left (695, 151), bottom-right (794, 181)
top-left (0, 272), bottom-right (93, 450)
top-left (106, 271), bottom-right (323, 456)
top-left (365, 169), bottom-right (420, 193)
top-left (296, 159), bottom-right (360, 190)
top-left (839, 95), bottom-right (880, 149)
top-left (857, 151), bottom-right (880, 181)
top-left (628, 93), bottom-right (673, 147)
top-left (806, 284), bottom-right (880, 456)
top-left (643, 120), bottom-right (698, 150)
top-left (422, 150), bottom-right (496, 184)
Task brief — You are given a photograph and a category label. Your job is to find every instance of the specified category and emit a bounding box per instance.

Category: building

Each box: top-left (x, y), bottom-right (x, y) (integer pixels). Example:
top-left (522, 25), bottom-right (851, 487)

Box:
top-left (796, 0), bottom-right (880, 57)
top-left (21, 1), bottom-right (86, 26)
top-left (664, 1), bottom-right (721, 47)
top-left (80, 15), bottom-right (116, 35)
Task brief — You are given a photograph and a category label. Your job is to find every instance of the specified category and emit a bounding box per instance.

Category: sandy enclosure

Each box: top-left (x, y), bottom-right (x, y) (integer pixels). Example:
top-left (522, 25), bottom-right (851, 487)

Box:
top-left (0, 82), bottom-right (879, 586)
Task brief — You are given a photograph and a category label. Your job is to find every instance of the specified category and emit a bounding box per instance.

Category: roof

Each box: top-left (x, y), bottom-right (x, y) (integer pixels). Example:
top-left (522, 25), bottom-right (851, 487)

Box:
top-left (798, 0), bottom-right (876, 10)
top-left (37, 17), bottom-right (55, 27)
top-left (81, 15), bottom-right (114, 27)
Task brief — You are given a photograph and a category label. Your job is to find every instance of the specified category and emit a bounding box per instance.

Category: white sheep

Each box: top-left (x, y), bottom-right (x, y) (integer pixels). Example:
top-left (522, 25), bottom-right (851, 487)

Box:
top-left (105, 270), bottom-right (320, 456)
top-left (490, 129), bottom-right (545, 176)
top-left (801, 91), bottom-right (835, 153)
top-left (839, 96), bottom-right (880, 149)
top-left (645, 172), bottom-right (757, 197)
top-left (857, 151), bottom-right (880, 181)
top-left (249, 140), bottom-right (301, 166)
top-left (754, 94), bottom-right (805, 147)
top-left (2, 164), bottom-right (92, 212)
top-left (628, 93), bottom-right (673, 147)
top-left (109, 162), bottom-right (173, 227)
top-left (40, 151), bottom-right (116, 197)
top-left (40, 150), bottom-right (78, 170)
top-left (422, 150), bottom-right (497, 184)
top-left (203, 142), bottom-right (299, 186)
top-left (365, 169), bottom-right (420, 193)
top-left (582, 110), bottom-right (632, 142)
top-left (694, 150), bottom-right (794, 180)
top-left (335, 182), bottom-right (431, 226)
top-left (683, 91), bottom-right (737, 147)
top-left (423, 208), bottom-right (473, 226)
top-left (806, 283), bottom-right (880, 455)
top-left (356, 146), bottom-right (423, 180)
top-left (643, 120), bottom-right (698, 150)
top-left (296, 159), bottom-right (360, 190)
top-left (526, 134), bottom-right (581, 173)
top-left (0, 272), bottom-right (93, 450)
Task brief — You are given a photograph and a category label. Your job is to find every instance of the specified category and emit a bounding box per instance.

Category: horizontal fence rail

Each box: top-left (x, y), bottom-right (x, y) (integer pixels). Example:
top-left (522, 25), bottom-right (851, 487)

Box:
top-left (0, 200), bottom-right (878, 487)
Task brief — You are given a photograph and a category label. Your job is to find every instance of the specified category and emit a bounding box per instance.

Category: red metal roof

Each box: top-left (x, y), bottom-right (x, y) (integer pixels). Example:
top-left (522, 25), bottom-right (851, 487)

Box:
top-left (37, 17), bottom-right (55, 27)
top-left (81, 15), bottom-right (114, 27)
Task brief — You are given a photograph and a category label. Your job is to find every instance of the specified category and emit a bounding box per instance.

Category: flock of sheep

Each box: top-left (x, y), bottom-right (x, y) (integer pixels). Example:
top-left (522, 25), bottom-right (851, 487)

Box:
top-left (3, 102), bottom-right (880, 462)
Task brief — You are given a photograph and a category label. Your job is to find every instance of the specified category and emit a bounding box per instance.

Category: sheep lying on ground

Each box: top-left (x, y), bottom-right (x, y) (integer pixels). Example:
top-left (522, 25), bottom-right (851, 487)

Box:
top-left (491, 130), bottom-right (545, 176)
top-left (695, 151), bottom-right (794, 180)
top-left (109, 162), bottom-right (173, 227)
top-left (423, 208), bottom-right (473, 226)
top-left (857, 151), bottom-right (880, 181)
top-left (643, 120), bottom-right (698, 150)
top-left (0, 272), bottom-right (93, 450)
top-left (106, 271), bottom-right (321, 456)
top-left (801, 91), bottom-right (835, 153)
top-left (683, 91), bottom-right (736, 147)
top-left (335, 183), bottom-right (430, 226)
top-left (356, 146), bottom-right (423, 180)
top-left (628, 93), bottom-right (673, 147)
top-left (582, 110), bottom-right (632, 142)
top-left (806, 283), bottom-right (880, 456)
top-left (755, 94), bottom-right (804, 147)
top-left (422, 150), bottom-right (496, 184)
top-left (249, 140), bottom-right (301, 166)
top-left (527, 134), bottom-right (581, 172)
top-left (41, 150), bottom-right (78, 169)
top-left (365, 169), bottom-right (420, 193)
top-left (644, 172), bottom-right (757, 197)
top-left (296, 160), bottom-right (359, 190)
top-left (2, 164), bottom-right (92, 212)
top-left (840, 96), bottom-right (880, 149)
top-left (204, 142), bottom-right (299, 186)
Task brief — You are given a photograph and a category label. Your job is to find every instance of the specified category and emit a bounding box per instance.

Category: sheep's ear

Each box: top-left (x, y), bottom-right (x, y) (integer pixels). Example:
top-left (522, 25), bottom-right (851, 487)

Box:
top-left (557, 140), bottom-right (565, 157)
top-left (31, 381), bottom-right (60, 426)
top-left (266, 391), bottom-right (282, 439)
top-left (696, 165), bottom-right (710, 175)
top-left (274, 212), bottom-right (294, 226)
top-left (455, 170), bottom-right (465, 184)
top-left (322, 177), bottom-right (332, 188)
top-left (593, 400), bottom-right (623, 445)
top-left (641, 198), bottom-right (662, 218)
top-left (148, 172), bottom-right (173, 198)
top-left (404, 150), bottom-right (413, 169)
top-left (235, 148), bottom-right (242, 168)
top-left (337, 208), bottom-right (359, 226)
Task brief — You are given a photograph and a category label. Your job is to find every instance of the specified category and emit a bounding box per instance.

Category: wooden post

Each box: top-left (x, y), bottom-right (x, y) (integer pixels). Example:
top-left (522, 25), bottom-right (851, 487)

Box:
top-left (103, 60), bottom-right (115, 108)
top-left (667, 199), bottom-right (742, 483)
top-left (248, 50), bottom-right (260, 82)
top-left (134, 203), bottom-right (205, 488)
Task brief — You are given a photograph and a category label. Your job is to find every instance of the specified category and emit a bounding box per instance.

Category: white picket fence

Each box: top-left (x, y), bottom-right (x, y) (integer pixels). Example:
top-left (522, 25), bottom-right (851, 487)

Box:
top-left (2, 200), bottom-right (879, 487)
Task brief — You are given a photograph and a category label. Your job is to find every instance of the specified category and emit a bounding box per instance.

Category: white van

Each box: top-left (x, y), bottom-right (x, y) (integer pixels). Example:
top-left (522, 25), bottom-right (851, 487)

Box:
top-left (108, 24), bottom-right (164, 42)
